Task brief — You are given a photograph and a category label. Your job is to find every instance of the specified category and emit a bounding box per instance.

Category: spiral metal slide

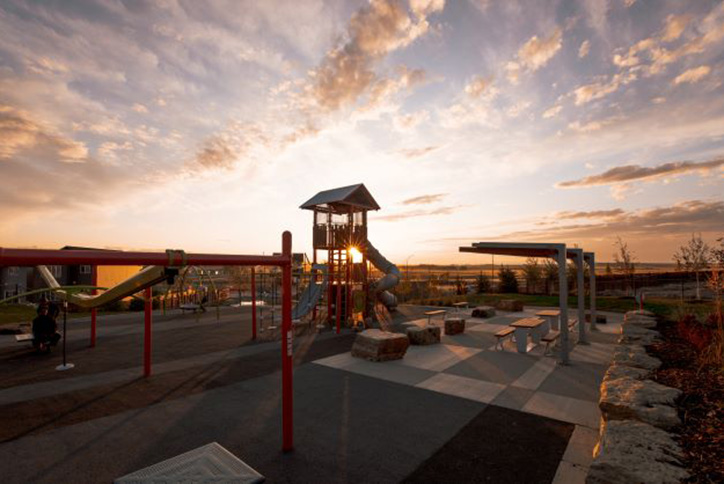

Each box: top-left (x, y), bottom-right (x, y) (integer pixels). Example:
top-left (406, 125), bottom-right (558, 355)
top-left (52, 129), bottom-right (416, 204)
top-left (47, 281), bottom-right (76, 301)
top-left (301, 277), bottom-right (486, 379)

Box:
top-left (36, 264), bottom-right (174, 309)
top-left (292, 264), bottom-right (328, 320)
top-left (364, 240), bottom-right (400, 310)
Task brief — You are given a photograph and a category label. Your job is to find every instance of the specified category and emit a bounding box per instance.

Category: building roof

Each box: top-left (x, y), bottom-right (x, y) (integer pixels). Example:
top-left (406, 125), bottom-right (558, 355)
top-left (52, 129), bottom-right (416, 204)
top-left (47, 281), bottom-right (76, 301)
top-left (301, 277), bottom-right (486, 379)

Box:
top-left (300, 184), bottom-right (380, 213)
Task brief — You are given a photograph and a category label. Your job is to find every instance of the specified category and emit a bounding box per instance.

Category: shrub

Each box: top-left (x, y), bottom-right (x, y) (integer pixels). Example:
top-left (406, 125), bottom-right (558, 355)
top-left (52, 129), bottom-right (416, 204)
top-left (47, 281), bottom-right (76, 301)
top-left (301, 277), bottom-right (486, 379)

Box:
top-left (498, 266), bottom-right (519, 293)
top-left (476, 274), bottom-right (491, 294)
top-left (677, 314), bottom-right (712, 352)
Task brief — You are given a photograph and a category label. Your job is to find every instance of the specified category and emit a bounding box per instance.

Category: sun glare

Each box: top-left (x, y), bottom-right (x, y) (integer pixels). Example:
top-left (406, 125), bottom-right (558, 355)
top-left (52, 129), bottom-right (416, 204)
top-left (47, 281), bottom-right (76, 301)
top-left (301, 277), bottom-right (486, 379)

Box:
top-left (348, 246), bottom-right (363, 263)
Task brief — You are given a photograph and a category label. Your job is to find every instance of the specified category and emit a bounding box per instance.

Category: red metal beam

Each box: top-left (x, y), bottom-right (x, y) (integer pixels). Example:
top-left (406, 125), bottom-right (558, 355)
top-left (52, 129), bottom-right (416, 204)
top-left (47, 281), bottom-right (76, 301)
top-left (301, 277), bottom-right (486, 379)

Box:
top-left (0, 248), bottom-right (288, 267)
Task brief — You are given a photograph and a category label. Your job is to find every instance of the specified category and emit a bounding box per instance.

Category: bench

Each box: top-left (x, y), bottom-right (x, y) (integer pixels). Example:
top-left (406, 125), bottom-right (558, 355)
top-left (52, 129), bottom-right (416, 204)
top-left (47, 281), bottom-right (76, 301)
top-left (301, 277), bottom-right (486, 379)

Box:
top-left (494, 326), bottom-right (516, 351)
top-left (541, 330), bottom-right (560, 355)
top-left (180, 303), bottom-right (201, 313)
top-left (452, 302), bottom-right (468, 314)
top-left (15, 333), bottom-right (34, 343)
top-left (424, 310), bottom-right (447, 325)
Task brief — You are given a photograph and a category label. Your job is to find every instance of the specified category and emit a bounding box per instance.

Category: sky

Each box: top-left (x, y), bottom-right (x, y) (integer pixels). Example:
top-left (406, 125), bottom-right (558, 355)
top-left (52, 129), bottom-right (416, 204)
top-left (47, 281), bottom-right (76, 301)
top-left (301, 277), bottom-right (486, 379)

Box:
top-left (1, 0), bottom-right (724, 264)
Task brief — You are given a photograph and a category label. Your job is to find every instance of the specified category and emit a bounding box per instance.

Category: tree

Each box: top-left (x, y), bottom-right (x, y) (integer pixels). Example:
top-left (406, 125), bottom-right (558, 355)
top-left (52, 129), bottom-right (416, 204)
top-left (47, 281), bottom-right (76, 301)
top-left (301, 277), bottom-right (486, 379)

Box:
top-left (522, 257), bottom-right (542, 294)
top-left (543, 258), bottom-right (558, 295)
top-left (605, 263), bottom-right (613, 276)
top-left (476, 273), bottom-right (491, 294)
top-left (613, 236), bottom-right (636, 295)
top-left (498, 266), bottom-right (519, 293)
top-left (673, 233), bottom-right (711, 300)
top-left (455, 275), bottom-right (466, 295)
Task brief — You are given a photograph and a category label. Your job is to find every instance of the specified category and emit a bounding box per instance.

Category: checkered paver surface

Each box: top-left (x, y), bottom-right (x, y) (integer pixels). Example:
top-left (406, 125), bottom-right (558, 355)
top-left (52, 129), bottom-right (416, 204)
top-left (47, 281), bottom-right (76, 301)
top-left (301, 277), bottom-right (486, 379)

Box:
top-left (314, 308), bottom-right (623, 484)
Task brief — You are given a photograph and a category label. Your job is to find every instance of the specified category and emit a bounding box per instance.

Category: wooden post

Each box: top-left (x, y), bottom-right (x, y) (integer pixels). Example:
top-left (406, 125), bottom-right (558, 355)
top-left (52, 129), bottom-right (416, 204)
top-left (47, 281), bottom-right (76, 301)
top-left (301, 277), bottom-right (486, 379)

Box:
top-left (90, 265), bottom-right (97, 347)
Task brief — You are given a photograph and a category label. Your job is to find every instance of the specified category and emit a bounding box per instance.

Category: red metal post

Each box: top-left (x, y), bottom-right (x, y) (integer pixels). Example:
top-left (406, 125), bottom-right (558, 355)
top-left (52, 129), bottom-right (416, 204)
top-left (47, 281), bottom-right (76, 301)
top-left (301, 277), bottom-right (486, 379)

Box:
top-left (336, 250), bottom-right (342, 334)
top-left (144, 286), bottom-right (152, 377)
top-left (328, 248), bottom-right (334, 323)
top-left (346, 249), bottom-right (351, 321)
top-left (251, 267), bottom-right (257, 340)
top-left (281, 231), bottom-right (294, 452)
top-left (90, 265), bottom-right (97, 347)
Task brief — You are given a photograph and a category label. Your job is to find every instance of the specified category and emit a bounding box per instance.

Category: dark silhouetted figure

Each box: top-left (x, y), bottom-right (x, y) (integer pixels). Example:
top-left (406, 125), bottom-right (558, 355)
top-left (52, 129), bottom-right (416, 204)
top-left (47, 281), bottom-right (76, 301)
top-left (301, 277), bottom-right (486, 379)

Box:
top-left (32, 307), bottom-right (61, 352)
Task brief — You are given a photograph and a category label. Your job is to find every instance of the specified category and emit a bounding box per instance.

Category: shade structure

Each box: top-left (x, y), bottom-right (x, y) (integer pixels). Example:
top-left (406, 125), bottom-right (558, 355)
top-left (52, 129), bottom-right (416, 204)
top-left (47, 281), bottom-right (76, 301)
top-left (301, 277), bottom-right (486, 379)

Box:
top-left (460, 242), bottom-right (571, 364)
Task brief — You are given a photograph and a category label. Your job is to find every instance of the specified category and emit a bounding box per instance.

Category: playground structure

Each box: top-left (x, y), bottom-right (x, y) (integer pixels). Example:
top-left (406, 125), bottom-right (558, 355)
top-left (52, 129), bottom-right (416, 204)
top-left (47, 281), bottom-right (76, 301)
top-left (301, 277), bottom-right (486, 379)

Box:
top-left (298, 183), bottom-right (401, 332)
top-left (0, 233), bottom-right (296, 452)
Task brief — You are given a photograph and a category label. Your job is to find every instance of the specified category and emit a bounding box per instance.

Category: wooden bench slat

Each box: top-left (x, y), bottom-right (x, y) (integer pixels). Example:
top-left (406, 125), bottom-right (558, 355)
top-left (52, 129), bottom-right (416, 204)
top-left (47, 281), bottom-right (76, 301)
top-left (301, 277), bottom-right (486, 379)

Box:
top-left (424, 310), bottom-right (447, 316)
top-left (542, 331), bottom-right (560, 342)
top-left (495, 327), bottom-right (516, 337)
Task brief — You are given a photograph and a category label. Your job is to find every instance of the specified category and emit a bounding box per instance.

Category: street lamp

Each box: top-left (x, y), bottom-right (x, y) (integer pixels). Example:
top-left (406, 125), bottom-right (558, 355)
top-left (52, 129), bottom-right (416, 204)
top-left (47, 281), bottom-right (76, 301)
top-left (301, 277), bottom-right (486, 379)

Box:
top-left (405, 253), bottom-right (415, 280)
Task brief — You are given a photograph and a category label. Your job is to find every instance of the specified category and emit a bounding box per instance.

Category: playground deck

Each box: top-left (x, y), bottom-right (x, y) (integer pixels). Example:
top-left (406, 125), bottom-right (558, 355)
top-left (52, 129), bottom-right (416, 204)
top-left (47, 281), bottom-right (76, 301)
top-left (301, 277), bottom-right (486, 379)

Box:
top-left (0, 306), bottom-right (622, 483)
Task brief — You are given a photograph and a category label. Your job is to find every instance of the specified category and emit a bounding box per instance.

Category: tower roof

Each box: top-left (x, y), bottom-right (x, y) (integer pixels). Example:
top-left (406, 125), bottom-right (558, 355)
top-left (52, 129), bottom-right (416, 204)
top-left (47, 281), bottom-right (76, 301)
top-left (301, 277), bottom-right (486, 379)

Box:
top-left (300, 183), bottom-right (380, 213)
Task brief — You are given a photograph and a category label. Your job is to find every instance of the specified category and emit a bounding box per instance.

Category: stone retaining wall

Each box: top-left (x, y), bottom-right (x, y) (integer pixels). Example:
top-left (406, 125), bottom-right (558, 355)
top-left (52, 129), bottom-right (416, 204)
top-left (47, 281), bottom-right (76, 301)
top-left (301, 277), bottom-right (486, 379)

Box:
top-left (586, 310), bottom-right (690, 484)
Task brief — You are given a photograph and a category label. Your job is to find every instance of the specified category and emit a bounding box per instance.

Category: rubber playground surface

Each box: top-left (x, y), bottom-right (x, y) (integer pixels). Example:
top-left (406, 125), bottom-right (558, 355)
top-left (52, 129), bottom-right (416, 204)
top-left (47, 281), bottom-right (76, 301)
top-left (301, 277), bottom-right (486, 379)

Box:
top-left (0, 305), bottom-right (622, 483)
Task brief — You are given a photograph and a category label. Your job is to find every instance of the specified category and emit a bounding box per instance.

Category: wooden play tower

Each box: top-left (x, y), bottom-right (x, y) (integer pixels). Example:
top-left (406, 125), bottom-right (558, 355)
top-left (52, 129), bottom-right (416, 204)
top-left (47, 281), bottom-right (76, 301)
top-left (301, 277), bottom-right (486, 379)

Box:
top-left (300, 184), bottom-right (380, 330)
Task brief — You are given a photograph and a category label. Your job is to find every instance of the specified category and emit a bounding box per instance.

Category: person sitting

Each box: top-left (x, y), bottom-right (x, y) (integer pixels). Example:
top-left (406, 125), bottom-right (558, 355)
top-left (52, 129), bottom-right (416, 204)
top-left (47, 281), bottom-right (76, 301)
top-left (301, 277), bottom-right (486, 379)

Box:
top-left (32, 307), bottom-right (61, 352)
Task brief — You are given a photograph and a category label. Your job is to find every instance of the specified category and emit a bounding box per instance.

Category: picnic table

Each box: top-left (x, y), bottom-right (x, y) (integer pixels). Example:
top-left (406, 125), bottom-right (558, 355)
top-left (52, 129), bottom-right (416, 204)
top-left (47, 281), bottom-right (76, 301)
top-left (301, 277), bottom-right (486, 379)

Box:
top-left (510, 317), bottom-right (545, 353)
top-left (452, 302), bottom-right (468, 314)
top-left (424, 310), bottom-right (447, 325)
top-left (535, 309), bottom-right (560, 331)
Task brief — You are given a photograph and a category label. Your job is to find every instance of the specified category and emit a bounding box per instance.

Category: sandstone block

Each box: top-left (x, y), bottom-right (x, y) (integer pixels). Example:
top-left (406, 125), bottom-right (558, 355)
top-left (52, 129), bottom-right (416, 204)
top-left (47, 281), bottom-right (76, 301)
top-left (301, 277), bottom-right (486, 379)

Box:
top-left (351, 329), bottom-right (410, 361)
top-left (624, 315), bottom-right (657, 329)
top-left (603, 364), bottom-right (652, 383)
top-left (471, 306), bottom-right (496, 318)
top-left (444, 318), bottom-right (466, 335)
top-left (494, 299), bottom-right (524, 312)
top-left (619, 325), bottom-right (660, 345)
top-left (600, 377), bottom-right (681, 429)
top-left (587, 420), bottom-right (688, 484)
top-left (612, 345), bottom-right (662, 371)
top-left (406, 325), bottom-right (441, 345)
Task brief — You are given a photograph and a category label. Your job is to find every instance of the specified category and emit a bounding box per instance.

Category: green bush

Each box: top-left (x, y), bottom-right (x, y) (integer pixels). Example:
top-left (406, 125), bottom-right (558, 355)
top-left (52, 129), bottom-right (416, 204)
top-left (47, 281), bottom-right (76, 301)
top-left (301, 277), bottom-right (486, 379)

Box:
top-left (129, 297), bottom-right (145, 311)
top-left (498, 266), bottom-right (519, 293)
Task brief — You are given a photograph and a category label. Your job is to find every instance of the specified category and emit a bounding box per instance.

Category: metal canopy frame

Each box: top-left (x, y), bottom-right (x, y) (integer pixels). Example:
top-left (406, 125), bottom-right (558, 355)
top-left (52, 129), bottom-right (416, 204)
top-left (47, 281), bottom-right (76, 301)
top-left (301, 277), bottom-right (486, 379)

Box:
top-left (460, 242), bottom-right (571, 364)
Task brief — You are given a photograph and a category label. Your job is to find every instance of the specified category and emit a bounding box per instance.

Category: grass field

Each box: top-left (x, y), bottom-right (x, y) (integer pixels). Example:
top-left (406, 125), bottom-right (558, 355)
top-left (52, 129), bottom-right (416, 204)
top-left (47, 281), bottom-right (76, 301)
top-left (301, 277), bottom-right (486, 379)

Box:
top-left (0, 304), bottom-right (129, 328)
top-left (410, 293), bottom-right (715, 320)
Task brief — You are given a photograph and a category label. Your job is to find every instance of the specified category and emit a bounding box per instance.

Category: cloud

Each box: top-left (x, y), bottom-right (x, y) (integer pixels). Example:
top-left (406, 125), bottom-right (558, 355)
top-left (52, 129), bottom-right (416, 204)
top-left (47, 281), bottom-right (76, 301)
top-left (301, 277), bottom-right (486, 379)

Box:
top-left (132, 103), bottom-right (149, 114)
top-left (572, 72), bottom-right (636, 105)
top-left (375, 205), bottom-right (463, 222)
top-left (557, 157), bottom-right (724, 188)
top-left (393, 109), bottom-right (430, 130)
top-left (495, 199), bottom-right (724, 241)
top-left (0, 105), bottom-right (88, 162)
top-left (465, 76), bottom-right (494, 98)
top-left (542, 104), bottom-right (562, 119)
top-left (187, 122), bottom-right (269, 172)
top-left (578, 40), bottom-right (590, 58)
top-left (662, 14), bottom-right (690, 42)
top-left (308, 0), bottom-right (444, 111)
top-left (402, 193), bottom-right (447, 205)
top-left (505, 28), bottom-right (563, 84)
top-left (556, 208), bottom-right (625, 220)
top-left (397, 145), bottom-right (440, 158)
top-left (673, 65), bottom-right (711, 85)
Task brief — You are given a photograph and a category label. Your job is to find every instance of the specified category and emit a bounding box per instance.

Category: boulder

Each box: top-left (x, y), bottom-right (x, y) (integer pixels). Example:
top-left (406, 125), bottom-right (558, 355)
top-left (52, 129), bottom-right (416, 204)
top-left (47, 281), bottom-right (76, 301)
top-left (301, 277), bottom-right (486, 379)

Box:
top-left (603, 364), bottom-right (652, 383)
top-left (444, 318), bottom-right (466, 335)
top-left (471, 306), bottom-right (496, 318)
top-left (600, 378), bottom-right (681, 429)
top-left (624, 315), bottom-right (657, 329)
top-left (585, 314), bottom-right (607, 324)
top-left (351, 329), bottom-right (410, 361)
top-left (619, 325), bottom-right (660, 345)
top-left (406, 325), bottom-right (441, 345)
top-left (494, 299), bottom-right (524, 312)
top-left (626, 309), bottom-right (655, 318)
top-left (587, 420), bottom-right (689, 484)
top-left (612, 345), bottom-right (662, 371)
